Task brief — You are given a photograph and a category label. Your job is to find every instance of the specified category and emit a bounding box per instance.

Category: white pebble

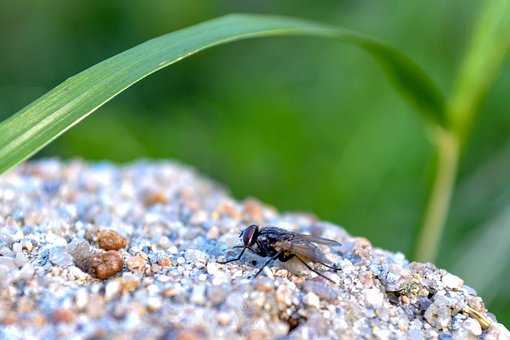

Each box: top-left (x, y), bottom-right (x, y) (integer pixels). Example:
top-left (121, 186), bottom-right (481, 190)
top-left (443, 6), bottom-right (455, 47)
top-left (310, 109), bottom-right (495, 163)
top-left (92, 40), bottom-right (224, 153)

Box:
top-left (75, 288), bottom-right (89, 310)
top-left (463, 318), bottom-right (482, 336)
top-left (442, 273), bottom-right (464, 290)
top-left (146, 296), bottom-right (162, 311)
top-left (304, 292), bottom-right (321, 309)
top-left (17, 263), bottom-right (34, 280)
top-left (365, 288), bottom-right (384, 308)
top-left (105, 280), bottom-right (122, 300)
top-left (190, 285), bottom-right (206, 305)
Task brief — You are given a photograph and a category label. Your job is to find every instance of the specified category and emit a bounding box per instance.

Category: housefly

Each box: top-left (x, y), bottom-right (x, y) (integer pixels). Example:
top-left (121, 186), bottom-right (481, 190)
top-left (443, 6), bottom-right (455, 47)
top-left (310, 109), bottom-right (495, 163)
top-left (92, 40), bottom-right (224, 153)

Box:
top-left (218, 225), bottom-right (342, 283)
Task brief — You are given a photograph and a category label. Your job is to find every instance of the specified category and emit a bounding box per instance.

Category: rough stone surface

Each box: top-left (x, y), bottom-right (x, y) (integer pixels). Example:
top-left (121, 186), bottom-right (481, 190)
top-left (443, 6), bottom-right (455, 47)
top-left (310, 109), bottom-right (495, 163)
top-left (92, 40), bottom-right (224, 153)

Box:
top-left (0, 160), bottom-right (508, 339)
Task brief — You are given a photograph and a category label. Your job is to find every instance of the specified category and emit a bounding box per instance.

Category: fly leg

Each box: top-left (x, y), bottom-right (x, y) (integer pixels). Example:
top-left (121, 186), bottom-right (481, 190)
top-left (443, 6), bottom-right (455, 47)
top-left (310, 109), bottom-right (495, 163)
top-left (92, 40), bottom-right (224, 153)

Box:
top-left (253, 252), bottom-right (281, 278)
top-left (218, 246), bottom-right (257, 264)
top-left (295, 256), bottom-right (336, 284)
top-left (320, 262), bottom-right (342, 272)
top-left (217, 247), bottom-right (247, 264)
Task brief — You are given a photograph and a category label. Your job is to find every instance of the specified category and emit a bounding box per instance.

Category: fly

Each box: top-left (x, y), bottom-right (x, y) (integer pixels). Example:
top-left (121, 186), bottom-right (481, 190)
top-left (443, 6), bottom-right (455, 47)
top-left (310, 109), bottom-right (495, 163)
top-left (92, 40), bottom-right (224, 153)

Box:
top-left (218, 224), bottom-right (342, 283)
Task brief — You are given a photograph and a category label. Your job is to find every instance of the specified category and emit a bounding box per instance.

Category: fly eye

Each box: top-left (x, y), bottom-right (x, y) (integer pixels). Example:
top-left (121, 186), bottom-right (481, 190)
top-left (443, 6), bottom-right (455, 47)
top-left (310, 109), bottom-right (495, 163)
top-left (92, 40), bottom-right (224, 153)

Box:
top-left (242, 225), bottom-right (258, 246)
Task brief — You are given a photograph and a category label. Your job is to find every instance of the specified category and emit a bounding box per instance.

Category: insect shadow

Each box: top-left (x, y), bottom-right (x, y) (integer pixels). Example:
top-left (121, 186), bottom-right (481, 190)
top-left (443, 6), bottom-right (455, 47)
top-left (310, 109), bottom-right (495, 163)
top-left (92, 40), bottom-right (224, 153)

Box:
top-left (218, 224), bottom-right (342, 283)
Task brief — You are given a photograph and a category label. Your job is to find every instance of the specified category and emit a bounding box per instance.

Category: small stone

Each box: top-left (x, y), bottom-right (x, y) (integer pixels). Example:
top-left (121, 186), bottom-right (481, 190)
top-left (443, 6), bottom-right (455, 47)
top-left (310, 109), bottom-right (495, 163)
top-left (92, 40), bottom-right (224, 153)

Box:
top-left (304, 292), bottom-right (321, 309)
top-left (158, 257), bottom-right (172, 267)
top-left (207, 285), bottom-right (227, 305)
top-left (75, 288), bottom-right (89, 309)
top-left (158, 236), bottom-right (171, 249)
top-left (174, 328), bottom-right (206, 340)
top-left (424, 294), bottom-right (453, 329)
top-left (143, 191), bottom-right (168, 206)
top-left (49, 246), bottom-right (74, 267)
top-left (126, 255), bottom-right (146, 274)
top-left (22, 240), bottom-right (33, 252)
top-left (365, 288), bottom-right (384, 308)
top-left (275, 285), bottom-right (293, 306)
top-left (17, 263), bottom-right (34, 280)
top-left (146, 296), bottom-right (162, 311)
top-left (52, 308), bottom-right (76, 324)
top-left (190, 285), bottom-right (206, 305)
top-left (206, 226), bottom-right (220, 239)
top-left (254, 277), bottom-right (274, 292)
top-left (462, 318), bottom-right (482, 336)
top-left (105, 279), bottom-right (122, 300)
top-left (216, 312), bottom-right (231, 326)
top-left (303, 281), bottom-right (336, 301)
top-left (97, 229), bottom-right (127, 251)
top-left (243, 198), bottom-right (264, 221)
top-left (89, 250), bottom-right (124, 279)
top-left (442, 273), bottom-right (464, 290)
top-left (121, 273), bottom-right (141, 292)
top-left (14, 252), bottom-right (28, 267)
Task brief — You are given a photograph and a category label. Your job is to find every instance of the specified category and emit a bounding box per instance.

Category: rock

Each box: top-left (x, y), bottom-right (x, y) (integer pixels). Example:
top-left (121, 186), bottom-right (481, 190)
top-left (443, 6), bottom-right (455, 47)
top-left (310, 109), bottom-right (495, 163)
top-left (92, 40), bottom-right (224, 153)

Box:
top-left (462, 318), bottom-right (482, 336)
top-left (104, 280), bottom-right (122, 300)
top-left (364, 288), bottom-right (384, 308)
top-left (88, 251), bottom-right (124, 279)
top-left (126, 255), bottom-right (146, 274)
top-left (442, 273), bottom-right (464, 290)
top-left (0, 161), bottom-right (506, 339)
top-left (424, 294), bottom-right (454, 330)
top-left (48, 246), bottom-right (74, 267)
top-left (303, 292), bottom-right (321, 309)
top-left (97, 229), bottom-right (127, 250)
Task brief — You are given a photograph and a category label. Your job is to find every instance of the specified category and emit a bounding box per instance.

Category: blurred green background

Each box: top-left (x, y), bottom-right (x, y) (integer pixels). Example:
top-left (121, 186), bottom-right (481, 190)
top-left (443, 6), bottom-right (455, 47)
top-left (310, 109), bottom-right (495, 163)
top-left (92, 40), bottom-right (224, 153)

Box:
top-left (1, 0), bottom-right (509, 325)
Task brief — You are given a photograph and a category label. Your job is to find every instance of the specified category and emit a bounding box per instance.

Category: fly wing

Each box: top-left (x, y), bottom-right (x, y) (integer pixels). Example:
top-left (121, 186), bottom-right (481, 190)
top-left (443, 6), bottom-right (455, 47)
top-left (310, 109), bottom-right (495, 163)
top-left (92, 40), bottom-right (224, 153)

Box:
top-left (283, 239), bottom-right (335, 266)
top-left (299, 235), bottom-right (341, 247)
top-left (282, 230), bottom-right (341, 248)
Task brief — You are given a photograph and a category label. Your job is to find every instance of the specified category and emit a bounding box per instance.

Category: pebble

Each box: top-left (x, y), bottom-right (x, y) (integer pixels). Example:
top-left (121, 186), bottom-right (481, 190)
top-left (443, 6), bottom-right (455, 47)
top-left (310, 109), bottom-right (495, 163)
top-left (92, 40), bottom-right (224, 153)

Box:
top-left (97, 229), bottom-right (128, 251)
top-left (17, 263), bottom-right (34, 281)
top-left (304, 292), bottom-right (321, 309)
top-left (462, 318), bottom-right (482, 336)
top-left (105, 280), bottom-right (122, 300)
top-left (365, 288), bottom-right (384, 308)
top-left (442, 273), bottom-right (464, 290)
top-left (89, 250), bottom-right (124, 279)
top-left (190, 285), bottom-right (207, 305)
top-left (126, 255), bottom-right (146, 274)
top-left (49, 246), bottom-right (74, 267)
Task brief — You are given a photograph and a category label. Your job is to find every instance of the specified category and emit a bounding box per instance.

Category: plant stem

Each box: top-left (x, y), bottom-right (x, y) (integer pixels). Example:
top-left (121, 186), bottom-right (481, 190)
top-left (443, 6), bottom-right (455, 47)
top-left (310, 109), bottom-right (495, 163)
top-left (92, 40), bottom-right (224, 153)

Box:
top-left (415, 129), bottom-right (459, 263)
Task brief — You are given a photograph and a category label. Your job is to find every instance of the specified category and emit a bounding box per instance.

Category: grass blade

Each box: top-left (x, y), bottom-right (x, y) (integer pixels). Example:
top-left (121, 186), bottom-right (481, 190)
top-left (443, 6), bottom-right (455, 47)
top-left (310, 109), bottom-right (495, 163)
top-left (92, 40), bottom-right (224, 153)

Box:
top-left (449, 0), bottom-right (510, 142)
top-left (0, 14), bottom-right (446, 174)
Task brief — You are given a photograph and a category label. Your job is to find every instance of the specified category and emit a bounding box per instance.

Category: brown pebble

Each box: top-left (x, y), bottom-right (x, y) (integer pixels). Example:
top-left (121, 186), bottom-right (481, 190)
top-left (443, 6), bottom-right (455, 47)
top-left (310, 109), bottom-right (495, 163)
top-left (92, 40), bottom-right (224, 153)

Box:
top-left (52, 308), bottom-right (76, 324)
top-left (175, 328), bottom-right (207, 340)
top-left (97, 229), bottom-right (127, 251)
top-left (89, 251), bottom-right (124, 279)
top-left (353, 237), bottom-right (372, 259)
top-left (247, 330), bottom-right (269, 340)
top-left (121, 277), bottom-right (140, 292)
top-left (243, 198), bottom-right (264, 222)
top-left (158, 257), bottom-right (172, 267)
top-left (144, 191), bottom-right (168, 206)
top-left (32, 313), bottom-right (47, 327)
top-left (2, 312), bottom-right (18, 325)
top-left (126, 255), bottom-right (147, 274)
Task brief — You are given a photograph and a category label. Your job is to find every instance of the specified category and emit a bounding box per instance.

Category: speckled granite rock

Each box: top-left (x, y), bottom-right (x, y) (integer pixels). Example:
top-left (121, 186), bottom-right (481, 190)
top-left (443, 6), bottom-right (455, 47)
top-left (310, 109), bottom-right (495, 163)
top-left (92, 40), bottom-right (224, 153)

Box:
top-left (0, 160), bottom-right (508, 339)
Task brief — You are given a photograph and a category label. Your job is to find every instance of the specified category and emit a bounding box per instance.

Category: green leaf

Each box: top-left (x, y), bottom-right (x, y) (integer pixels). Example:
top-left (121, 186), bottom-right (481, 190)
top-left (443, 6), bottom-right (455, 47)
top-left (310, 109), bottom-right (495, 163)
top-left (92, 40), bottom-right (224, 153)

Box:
top-left (0, 14), bottom-right (446, 174)
top-left (449, 0), bottom-right (510, 142)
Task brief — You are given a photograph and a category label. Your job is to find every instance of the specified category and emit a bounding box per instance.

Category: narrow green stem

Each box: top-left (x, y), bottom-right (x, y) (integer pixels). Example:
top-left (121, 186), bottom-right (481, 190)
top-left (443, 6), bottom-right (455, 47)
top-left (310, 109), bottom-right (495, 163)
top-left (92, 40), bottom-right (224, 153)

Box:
top-left (415, 129), bottom-right (459, 262)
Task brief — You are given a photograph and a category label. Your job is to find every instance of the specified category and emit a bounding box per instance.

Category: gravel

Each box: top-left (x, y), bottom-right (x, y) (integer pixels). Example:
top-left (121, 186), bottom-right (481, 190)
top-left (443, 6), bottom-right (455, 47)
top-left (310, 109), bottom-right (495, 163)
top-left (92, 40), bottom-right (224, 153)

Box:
top-left (0, 160), bottom-right (508, 339)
